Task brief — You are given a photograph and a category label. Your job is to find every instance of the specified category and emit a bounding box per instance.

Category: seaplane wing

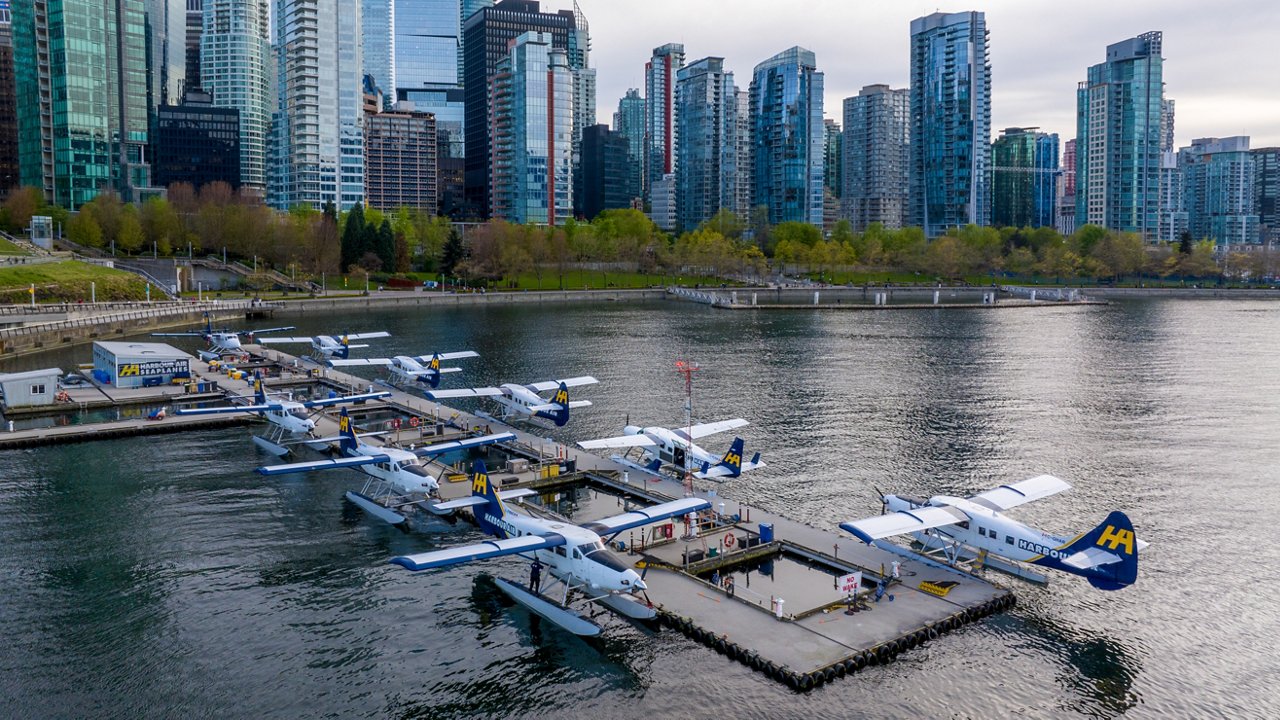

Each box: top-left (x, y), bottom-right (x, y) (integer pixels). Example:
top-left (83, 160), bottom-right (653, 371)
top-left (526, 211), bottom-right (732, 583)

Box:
top-left (343, 331), bottom-right (391, 341)
top-left (524, 376), bottom-right (599, 393)
top-left (256, 336), bottom-right (313, 344)
top-left (427, 387), bottom-right (506, 399)
top-left (840, 505), bottom-right (971, 544)
top-left (676, 418), bottom-right (749, 440)
top-left (151, 331), bottom-right (203, 337)
top-left (413, 431), bottom-right (517, 458)
top-left (391, 533), bottom-right (567, 571)
top-left (583, 497), bottom-right (712, 537)
top-left (255, 453), bottom-right (393, 476)
top-left (970, 474), bottom-right (1072, 511)
top-left (176, 403), bottom-right (281, 416)
top-left (304, 391), bottom-right (392, 407)
top-left (430, 488), bottom-right (537, 512)
top-left (414, 351), bottom-right (479, 362)
top-left (326, 358), bottom-right (393, 367)
top-left (242, 326), bottom-right (296, 335)
top-left (577, 434), bottom-right (658, 450)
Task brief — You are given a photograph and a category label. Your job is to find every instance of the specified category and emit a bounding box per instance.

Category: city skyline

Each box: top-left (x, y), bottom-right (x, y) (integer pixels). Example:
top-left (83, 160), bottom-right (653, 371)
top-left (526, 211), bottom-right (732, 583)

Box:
top-left (579, 0), bottom-right (1280, 147)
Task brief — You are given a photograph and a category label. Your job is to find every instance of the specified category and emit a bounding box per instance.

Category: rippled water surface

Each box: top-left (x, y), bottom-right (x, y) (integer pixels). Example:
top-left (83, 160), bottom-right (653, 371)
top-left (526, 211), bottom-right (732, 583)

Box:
top-left (3, 298), bottom-right (1279, 718)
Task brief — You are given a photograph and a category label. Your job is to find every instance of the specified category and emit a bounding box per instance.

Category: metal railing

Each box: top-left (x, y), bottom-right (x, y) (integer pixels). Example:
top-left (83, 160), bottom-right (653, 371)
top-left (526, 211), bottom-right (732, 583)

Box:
top-left (0, 300), bottom-right (258, 342)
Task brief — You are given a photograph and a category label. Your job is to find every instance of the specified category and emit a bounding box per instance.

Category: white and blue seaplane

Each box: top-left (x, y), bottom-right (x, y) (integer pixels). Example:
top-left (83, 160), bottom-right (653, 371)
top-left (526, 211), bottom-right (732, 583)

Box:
top-left (328, 350), bottom-right (479, 390)
top-left (175, 379), bottom-right (391, 454)
top-left (578, 419), bottom-right (764, 481)
top-left (840, 475), bottom-right (1147, 591)
top-left (256, 330), bottom-right (392, 361)
top-left (255, 407), bottom-right (516, 526)
top-left (426, 376), bottom-right (597, 427)
top-left (392, 460), bottom-right (710, 636)
top-left (152, 314), bottom-right (296, 361)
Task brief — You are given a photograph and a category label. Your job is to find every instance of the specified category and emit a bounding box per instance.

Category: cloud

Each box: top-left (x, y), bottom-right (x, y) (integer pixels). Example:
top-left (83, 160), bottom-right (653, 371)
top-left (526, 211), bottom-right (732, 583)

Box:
top-left (576, 0), bottom-right (1280, 146)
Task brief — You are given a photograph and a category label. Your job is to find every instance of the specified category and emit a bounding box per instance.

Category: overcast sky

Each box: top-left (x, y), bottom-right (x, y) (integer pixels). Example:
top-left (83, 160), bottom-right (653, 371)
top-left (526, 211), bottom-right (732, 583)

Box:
top-left (575, 0), bottom-right (1280, 149)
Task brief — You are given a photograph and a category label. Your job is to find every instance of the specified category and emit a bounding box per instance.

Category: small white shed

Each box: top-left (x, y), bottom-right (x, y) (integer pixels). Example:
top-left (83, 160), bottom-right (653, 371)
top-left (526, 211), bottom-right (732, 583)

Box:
top-left (0, 368), bottom-right (62, 408)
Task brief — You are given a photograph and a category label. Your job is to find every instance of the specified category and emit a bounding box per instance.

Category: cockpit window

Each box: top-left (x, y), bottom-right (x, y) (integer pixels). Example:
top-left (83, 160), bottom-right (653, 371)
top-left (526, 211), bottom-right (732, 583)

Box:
top-left (402, 464), bottom-right (430, 477)
top-left (582, 545), bottom-right (629, 572)
top-left (289, 409), bottom-right (309, 420)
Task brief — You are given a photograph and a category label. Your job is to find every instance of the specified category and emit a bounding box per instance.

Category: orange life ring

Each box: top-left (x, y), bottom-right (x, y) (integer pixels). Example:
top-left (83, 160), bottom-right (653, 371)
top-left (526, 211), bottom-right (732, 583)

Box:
top-left (724, 534), bottom-right (736, 548)
top-left (409, 416), bottom-right (420, 428)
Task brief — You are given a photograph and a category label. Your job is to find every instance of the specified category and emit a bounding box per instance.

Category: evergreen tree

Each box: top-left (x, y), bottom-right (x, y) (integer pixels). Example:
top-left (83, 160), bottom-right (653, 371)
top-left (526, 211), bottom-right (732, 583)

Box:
top-left (376, 219), bottom-right (396, 271)
top-left (322, 200), bottom-right (337, 224)
top-left (1178, 229), bottom-right (1193, 255)
top-left (440, 227), bottom-right (464, 276)
top-left (340, 203), bottom-right (365, 271)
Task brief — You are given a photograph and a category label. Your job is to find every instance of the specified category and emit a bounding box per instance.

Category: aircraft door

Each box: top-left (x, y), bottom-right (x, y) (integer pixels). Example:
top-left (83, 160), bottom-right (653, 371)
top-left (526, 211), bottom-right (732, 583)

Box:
top-left (672, 447), bottom-right (686, 469)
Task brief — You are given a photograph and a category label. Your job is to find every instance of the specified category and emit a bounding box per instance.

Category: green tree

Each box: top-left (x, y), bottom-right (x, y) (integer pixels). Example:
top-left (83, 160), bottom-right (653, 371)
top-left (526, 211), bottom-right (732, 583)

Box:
top-left (1178, 229), bottom-right (1193, 255)
top-left (141, 197), bottom-right (181, 256)
top-left (1, 186), bottom-right (43, 233)
top-left (698, 208), bottom-right (745, 240)
top-left (67, 208), bottom-right (103, 248)
top-left (376, 218), bottom-right (395, 271)
top-left (924, 236), bottom-right (973, 279)
top-left (340, 203), bottom-right (366, 272)
top-left (117, 204), bottom-right (144, 253)
top-left (439, 227), bottom-right (464, 277)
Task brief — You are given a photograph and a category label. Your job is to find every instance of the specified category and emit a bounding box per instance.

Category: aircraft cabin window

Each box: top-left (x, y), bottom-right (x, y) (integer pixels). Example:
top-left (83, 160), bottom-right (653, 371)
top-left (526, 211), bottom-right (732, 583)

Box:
top-left (957, 521), bottom-right (969, 530)
top-left (554, 547), bottom-right (566, 557)
top-left (1006, 536), bottom-right (1015, 545)
top-left (572, 549), bottom-right (581, 559)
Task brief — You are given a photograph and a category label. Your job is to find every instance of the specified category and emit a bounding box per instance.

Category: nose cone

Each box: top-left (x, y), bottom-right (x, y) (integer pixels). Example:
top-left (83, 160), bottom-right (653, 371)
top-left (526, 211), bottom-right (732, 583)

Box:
top-left (303, 418), bottom-right (317, 432)
top-left (625, 570), bottom-right (645, 591)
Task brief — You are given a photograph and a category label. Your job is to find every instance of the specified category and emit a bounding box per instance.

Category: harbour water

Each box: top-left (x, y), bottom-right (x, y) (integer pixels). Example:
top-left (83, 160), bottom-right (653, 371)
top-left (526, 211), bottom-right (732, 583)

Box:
top-left (2, 298), bottom-right (1278, 718)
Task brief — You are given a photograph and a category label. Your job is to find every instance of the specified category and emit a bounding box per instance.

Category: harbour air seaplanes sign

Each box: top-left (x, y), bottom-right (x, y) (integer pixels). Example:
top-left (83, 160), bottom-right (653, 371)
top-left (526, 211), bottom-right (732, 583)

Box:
top-left (118, 358), bottom-right (190, 378)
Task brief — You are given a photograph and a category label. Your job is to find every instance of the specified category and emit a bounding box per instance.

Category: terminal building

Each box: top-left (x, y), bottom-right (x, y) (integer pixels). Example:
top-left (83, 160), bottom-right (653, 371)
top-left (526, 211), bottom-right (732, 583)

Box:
top-left (92, 342), bottom-right (193, 389)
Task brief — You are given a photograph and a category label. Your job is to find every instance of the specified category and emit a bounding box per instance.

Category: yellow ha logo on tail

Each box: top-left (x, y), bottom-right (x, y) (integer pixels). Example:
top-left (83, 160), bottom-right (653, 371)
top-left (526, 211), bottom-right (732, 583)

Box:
top-left (1096, 525), bottom-right (1135, 554)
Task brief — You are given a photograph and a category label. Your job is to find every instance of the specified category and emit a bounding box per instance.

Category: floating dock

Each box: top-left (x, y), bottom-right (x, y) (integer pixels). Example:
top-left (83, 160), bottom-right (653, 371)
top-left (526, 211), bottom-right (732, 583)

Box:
top-left (0, 344), bottom-right (1018, 689)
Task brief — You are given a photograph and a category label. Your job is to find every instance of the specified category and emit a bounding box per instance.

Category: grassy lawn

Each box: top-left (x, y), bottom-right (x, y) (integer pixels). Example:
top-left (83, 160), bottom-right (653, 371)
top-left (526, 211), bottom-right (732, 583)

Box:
top-left (0, 237), bottom-right (27, 254)
top-left (0, 261), bottom-right (149, 302)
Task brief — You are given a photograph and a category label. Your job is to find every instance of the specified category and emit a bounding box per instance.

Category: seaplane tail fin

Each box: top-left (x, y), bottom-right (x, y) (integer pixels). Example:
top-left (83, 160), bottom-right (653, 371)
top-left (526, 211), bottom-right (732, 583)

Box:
top-left (469, 460), bottom-right (509, 537)
top-left (1064, 511), bottom-right (1140, 591)
top-left (424, 354), bottom-right (443, 388)
top-left (693, 437), bottom-right (746, 479)
top-left (537, 382), bottom-right (571, 426)
top-left (253, 379), bottom-right (268, 405)
top-left (337, 408), bottom-right (358, 454)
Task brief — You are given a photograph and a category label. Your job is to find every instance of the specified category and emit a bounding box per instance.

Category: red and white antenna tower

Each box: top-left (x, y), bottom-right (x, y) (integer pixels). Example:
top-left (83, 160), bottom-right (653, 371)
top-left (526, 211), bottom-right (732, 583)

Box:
top-left (675, 360), bottom-right (699, 493)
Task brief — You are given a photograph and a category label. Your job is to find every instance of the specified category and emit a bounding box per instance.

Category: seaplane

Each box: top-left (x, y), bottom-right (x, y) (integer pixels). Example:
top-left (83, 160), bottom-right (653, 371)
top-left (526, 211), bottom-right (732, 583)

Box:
top-left (426, 376), bottom-right (598, 427)
top-left (839, 475), bottom-right (1147, 591)
top-left (174, 379), bottom-right (391, 454)
top-left (328, 351), bottom-right (479, 390)
top-left (578, 420), bottom-right (763, 481)
top-left (256, 330), bottom-right (392, 360)
top-left (256, 407), bottom-right (516, 526)
top-left (152, 313), bottom-right (296, 361)
top-left (392, 460), bottom-right (710, 636)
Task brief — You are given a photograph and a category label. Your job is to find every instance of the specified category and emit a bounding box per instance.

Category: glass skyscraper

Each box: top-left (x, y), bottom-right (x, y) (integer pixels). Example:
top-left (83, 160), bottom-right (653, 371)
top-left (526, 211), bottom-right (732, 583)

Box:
top-left (909, 11), bottom-right (991, 236)
top-left (749, 46), bottom-right (824, 227)
top-left (202, 0), bottom-right (272, 194)
top-left (13, 0), bottom-right (159, 207)
top-left (613, 88), bottom-right (644, 204)
top-left (1254, 147), bottom-right (1280, 245)
top-left (363, 0), bottom-right (394, 100)
top-left (463, 0), bottom-right (575, 218)
top-left (675, 57), bottom-right (741, 232)
top-left (270, 0), bottom-right (364, 210)
top-left (842, 84), bottom-right (909, 231)
top-left (991, 127), bottom-right (1059, 229)
top-left (644, 43), bottom-right (683, 203)
top-left (1180, 136), bottom-right (1258, 246)
top-left (1076, 32), bottom-right (1165, 238)
top-left (489, 32), bottom-right (572, 225)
